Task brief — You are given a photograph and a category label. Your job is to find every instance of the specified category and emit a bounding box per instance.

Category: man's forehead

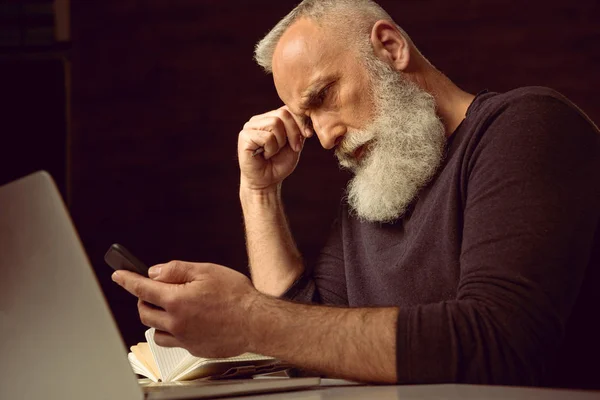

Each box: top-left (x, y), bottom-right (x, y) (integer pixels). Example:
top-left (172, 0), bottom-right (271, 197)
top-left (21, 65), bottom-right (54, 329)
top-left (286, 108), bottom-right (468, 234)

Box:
top-left (272, 18), bottom-right (342, 114)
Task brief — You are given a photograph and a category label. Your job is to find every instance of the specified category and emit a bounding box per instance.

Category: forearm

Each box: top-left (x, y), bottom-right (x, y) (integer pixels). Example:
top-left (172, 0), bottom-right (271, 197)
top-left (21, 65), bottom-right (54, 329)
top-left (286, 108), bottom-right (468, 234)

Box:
top-left (246, 294), bottom-right (398, 383)
top-left (240, 184), bottom-right (304, 297)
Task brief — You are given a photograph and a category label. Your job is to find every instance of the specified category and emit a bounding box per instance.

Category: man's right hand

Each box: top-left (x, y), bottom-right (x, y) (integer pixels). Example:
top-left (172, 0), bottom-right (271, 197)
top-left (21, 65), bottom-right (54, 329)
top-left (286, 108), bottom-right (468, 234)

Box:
top-left (238, 106), bottom-right (310, 192)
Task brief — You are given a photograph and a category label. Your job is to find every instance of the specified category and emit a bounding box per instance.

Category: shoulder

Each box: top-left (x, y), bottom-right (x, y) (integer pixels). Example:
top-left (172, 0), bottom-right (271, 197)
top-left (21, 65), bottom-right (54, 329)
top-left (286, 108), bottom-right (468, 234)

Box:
top-left (495, 86), bottom-right (573, 104)
top-left (472, 86), bottom-right (598, 133)
top-left (465, 87), bottom-right (599, 161)
top-left (459, 87), bottom-right (600, 194)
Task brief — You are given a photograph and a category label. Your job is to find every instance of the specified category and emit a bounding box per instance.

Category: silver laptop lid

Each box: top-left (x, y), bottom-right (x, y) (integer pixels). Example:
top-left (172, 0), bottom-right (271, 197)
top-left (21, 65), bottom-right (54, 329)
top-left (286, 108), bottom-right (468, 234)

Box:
top-left (0, 171), bottom-right (143, 400)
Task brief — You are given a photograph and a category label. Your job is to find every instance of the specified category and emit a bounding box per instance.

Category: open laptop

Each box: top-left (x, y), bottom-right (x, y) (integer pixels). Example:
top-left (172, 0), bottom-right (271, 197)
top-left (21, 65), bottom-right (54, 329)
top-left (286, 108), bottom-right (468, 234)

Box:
top-left (0, 171), bottom-right (319, 400)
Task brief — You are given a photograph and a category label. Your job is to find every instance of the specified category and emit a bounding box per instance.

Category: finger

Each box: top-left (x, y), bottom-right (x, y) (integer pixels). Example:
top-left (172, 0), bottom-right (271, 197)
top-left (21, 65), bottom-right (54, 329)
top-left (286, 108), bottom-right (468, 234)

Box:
top-left (112, 270), bottom-right (167, 306)
top-left (246, 109), bottom-right (304, 151)
top-left (281, 106), bottom-right (312, 141)
top-left (268, 106), bottom-right (312, 139)
top-left (149, 260), bottom-right (196, 283)
top-left (238, 129), bottom-right (265, 157)
top-left (243, 116), bottom-right (287, 150)
top-left (138, 299), bottom-right (172, 331)
top-left (259, 130), bottom-right (284, 159)
top-left (153, 329), bottom-right (184, 348)
top-left (273, 107), bottom-right (304, 151)
top-left (240, 129), bottom-right (284, 160)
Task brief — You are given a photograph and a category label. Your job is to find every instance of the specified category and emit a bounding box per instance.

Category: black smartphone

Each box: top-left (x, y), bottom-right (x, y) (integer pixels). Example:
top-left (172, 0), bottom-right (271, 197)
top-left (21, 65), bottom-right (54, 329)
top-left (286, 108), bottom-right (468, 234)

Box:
top-left (104, 243), bottom-right (149, 277)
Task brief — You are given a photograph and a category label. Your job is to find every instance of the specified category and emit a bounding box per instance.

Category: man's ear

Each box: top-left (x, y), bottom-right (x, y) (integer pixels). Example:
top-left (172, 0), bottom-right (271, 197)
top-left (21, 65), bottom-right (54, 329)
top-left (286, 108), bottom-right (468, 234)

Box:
top-left (370, 20), bottom-right (410, 71)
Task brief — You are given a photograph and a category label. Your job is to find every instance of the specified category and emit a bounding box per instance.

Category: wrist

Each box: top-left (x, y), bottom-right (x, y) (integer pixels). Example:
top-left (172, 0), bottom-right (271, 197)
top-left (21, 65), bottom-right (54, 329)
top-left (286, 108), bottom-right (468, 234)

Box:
top-left (239, 182), bottom-right (282, 207)
top-left (241, 289), bottom-right (269, 354)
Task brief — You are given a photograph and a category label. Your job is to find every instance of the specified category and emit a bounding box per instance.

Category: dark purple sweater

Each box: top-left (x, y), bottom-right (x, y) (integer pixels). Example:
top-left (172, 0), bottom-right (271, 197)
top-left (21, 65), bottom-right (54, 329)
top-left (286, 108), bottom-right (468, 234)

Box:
top-left (285, 87), bottom-right (600, 388)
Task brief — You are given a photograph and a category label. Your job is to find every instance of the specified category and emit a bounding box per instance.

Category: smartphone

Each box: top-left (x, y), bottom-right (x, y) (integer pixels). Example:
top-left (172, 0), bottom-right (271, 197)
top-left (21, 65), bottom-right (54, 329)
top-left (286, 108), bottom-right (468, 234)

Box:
top-left (104, 243), bottom-right (149, 277)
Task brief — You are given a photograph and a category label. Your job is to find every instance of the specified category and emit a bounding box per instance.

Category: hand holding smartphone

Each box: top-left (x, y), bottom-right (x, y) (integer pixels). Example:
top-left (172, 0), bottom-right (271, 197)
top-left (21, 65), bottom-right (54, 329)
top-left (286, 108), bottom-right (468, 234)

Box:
top-left (104, 243), bottom-right (149, 277)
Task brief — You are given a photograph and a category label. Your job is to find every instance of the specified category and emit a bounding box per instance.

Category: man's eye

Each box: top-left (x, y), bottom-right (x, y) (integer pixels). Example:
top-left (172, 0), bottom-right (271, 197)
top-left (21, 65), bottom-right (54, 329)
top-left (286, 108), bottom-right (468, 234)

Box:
top-left (317, 86), bottom-right (331, 104)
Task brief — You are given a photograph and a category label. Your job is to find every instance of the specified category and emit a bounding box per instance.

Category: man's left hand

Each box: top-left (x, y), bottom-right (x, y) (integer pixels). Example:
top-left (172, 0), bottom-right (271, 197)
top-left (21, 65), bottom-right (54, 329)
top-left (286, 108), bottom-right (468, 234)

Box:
top-left (112, 261), bottom-right (259, 358)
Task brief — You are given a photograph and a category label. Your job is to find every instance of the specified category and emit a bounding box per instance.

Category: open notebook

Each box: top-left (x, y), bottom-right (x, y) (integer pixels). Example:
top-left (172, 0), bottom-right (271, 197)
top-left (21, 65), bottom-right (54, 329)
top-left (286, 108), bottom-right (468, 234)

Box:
top-left (129, 329), bottom-right (288, 382)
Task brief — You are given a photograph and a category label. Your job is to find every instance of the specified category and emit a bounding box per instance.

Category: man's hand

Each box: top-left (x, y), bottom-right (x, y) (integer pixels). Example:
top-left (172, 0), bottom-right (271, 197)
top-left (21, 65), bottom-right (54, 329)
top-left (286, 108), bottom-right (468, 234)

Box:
top-left (113, 260), bottom-right (398, 382)
top-left (238, 106), bottom-right (311, 192)
top-left (112, 261), bottom-right (259, 359)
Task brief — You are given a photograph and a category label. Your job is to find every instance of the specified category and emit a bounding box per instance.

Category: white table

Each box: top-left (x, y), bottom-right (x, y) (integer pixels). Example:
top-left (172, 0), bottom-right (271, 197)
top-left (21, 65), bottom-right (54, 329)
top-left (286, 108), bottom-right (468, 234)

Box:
top-left (232, 381), bottom-right (600, 400)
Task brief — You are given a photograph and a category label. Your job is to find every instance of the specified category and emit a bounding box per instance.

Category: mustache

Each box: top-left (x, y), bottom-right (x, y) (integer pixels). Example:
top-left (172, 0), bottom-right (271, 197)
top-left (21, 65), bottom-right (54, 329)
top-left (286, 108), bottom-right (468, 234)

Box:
top-left (334, 130), bottom-right (376, 168)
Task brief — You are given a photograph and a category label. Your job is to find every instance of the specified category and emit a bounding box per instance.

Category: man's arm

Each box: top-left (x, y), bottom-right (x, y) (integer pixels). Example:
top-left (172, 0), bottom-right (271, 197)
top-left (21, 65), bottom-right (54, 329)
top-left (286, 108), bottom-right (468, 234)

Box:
top-left (240, 186), bottom-right (304, 296)
top-left (248, 295), bottom-right (398, 383)
top-left (238, 107), bottom-right (349, 303)
top-left (237, 107), bottom-right (310, 296)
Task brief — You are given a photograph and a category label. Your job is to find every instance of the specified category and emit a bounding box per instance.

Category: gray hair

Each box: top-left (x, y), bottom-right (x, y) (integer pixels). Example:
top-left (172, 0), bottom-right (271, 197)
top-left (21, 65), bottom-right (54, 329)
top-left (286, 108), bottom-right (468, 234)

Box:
top-left (254, 0), bottom-right (411, 74)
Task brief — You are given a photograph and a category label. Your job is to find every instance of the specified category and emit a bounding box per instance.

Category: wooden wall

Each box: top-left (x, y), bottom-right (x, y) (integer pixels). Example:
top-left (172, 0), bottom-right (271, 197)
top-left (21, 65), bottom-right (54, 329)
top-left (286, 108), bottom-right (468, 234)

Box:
top-left (69, 0), bottom-right (600, 345)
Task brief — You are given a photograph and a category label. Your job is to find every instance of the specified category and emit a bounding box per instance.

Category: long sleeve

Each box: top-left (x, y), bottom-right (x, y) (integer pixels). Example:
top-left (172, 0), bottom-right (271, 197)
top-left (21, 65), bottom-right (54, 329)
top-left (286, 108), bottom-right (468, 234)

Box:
top-left (395, 92), bottom-right (600, 385)
top-left (283, 215), bottom-right (348, 305)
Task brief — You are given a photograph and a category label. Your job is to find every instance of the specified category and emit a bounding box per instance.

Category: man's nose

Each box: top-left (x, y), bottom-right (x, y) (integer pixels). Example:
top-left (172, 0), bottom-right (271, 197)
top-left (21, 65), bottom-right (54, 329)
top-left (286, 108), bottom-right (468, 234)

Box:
top-left (313, 117), bottom-right (345, 150)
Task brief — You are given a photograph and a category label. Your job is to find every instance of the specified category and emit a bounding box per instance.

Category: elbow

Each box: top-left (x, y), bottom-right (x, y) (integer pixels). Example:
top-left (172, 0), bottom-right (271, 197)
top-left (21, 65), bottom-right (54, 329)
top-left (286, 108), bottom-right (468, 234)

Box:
top-left (465, 303), bottom-right (563, 386)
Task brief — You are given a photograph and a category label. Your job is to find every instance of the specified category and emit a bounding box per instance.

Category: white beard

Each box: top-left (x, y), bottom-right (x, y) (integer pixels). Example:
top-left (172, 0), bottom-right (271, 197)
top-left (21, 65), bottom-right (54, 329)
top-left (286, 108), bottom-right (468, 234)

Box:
top-left (335, 58), bottom-right (446, 223)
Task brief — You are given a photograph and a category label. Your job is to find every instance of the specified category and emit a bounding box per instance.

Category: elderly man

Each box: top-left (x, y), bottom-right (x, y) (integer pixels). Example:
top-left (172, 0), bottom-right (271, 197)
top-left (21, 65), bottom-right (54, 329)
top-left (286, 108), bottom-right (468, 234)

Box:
top-left (112, 0), bottom-right (600, 387)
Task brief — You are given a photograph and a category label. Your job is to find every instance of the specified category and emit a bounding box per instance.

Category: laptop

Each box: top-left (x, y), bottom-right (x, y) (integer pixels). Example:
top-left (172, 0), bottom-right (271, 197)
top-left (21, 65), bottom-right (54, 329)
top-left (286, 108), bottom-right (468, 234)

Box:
top-left (0, 171), bottom-right (320, 400)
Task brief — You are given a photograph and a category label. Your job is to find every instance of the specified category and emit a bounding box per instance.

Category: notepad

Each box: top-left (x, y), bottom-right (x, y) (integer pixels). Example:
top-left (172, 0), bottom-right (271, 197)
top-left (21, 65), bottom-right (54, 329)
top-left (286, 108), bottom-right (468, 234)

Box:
top-left (128, 329), bottom-right (287, 382)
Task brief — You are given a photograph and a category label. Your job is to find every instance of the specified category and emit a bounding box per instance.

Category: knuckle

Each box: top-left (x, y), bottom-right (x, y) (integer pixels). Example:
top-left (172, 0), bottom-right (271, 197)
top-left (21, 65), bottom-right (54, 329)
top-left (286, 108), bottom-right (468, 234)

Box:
top-left (166, 260), bottom-right (180, 271)
top-left (256, 129), bottom-right (270, 139)
top-left (272, 117), bottom-right (286, 133)
top-left (278, 109), bottom-right (296, 127)
top-left (272, 109), bottom-right (285, 121)
top-left (275, 108), bottom-right (289, 118)
top-left (131, 281), bottom-right (143, 297)
top-left (162, 292), bottom-right (178, 310)
top-left (238, 130), bottom-right (256, 147)
top-left (139, 312), bottom-right (150, 327)
top-left (138, 305), bottom-right (150, 326)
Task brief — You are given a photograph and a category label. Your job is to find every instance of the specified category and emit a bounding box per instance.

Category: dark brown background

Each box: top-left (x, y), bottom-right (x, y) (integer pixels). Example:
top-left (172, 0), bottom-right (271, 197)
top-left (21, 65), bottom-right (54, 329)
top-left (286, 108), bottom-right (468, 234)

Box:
top-left (3, 0), bottom-right (599, 347)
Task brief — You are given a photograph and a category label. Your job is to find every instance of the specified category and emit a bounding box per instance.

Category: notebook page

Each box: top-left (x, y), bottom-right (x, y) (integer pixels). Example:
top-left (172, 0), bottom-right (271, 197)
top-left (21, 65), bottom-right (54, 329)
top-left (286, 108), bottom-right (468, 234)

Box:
top-left (128, 352), bottom-right (158, 382)
top-left (145, 328), bottom-right (190, 381)
top-left (166, 353), bottom-right (204, 381)
top-left (131, 343), bottom-right (160, 379)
